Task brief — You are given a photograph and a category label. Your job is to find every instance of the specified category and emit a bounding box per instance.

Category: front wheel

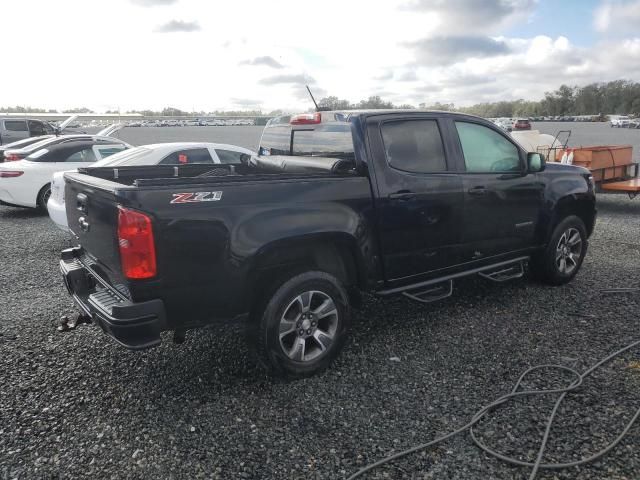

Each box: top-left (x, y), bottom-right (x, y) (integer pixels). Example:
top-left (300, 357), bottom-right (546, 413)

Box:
top-left (529, 215), bottom-right (587, 285)
top-left (252, 271), bottom-right (350, 378)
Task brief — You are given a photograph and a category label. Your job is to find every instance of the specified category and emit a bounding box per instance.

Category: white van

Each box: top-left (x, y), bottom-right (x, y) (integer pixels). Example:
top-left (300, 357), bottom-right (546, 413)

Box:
top-left (0, 117), bottom-right (56, 145)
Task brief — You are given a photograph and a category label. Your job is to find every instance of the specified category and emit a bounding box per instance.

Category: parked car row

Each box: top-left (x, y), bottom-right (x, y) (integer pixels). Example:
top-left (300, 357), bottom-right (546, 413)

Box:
top-left (610, 116), bottom-right (640, 128)
top-left (127, 119), bottom-right (255, 127)
top-left (0, 130), bottom-right (256, 232)
top-left (0, 134), bottom-right (131, 209)
top-left (491, 118), bottom-right (531, 132)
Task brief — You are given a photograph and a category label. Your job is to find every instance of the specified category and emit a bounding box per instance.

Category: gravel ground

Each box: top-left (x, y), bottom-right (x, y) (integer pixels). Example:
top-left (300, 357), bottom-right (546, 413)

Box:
top-left (1, 198), bottom-right (639, 480)
top-left (1, 124), bottom-right (640, 479)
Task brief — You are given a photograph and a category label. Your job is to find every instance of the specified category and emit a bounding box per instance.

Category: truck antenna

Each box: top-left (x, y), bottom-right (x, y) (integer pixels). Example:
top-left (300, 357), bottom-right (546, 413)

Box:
top-left (306, 85), bottom-right (320, 111)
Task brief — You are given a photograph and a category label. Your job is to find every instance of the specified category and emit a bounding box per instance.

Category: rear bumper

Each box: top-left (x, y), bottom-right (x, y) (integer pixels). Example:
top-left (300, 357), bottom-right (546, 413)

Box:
top-left (60, 247), bottom-right (166, 350)
top-left (47, 197), bottom-right (70, 232)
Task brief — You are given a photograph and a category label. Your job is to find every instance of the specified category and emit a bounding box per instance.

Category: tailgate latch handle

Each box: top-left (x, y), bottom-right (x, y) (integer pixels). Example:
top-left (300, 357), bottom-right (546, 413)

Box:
top-left (77, 193), bottom-right (88, 213)
top-left (78, 216), bottom-right (90, 232)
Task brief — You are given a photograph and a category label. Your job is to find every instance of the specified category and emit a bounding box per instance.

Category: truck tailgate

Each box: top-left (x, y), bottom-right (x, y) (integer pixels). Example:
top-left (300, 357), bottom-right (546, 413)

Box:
top-left (64, 172), bottom-right (125, 285)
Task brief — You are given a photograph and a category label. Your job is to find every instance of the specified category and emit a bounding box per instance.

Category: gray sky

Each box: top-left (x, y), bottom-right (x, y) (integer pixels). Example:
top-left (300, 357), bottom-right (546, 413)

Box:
top-left (2, 0), bottom-right (640, 112)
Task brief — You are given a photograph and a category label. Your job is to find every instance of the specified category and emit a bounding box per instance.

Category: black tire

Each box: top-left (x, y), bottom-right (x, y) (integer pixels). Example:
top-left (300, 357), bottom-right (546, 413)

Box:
top-left (252, 271), bottom-right (350, 378)
top-left (529, 215), bottom-right (587, 285)
top-left (37, 183), bottom-right (51, 211)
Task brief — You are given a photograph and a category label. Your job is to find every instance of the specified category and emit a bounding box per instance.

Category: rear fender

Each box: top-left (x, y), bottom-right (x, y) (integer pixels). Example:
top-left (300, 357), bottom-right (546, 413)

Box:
top-left (245, 232), bottom-right (368, 310)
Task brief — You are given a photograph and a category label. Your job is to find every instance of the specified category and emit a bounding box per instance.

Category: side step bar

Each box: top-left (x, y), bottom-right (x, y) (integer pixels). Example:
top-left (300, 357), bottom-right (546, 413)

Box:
top-left (402, 280), bottom-right (453, 304)
top-left (378, 256), bottom-right (529, 304)
top-left (478, 261), bottom-right (524, 282)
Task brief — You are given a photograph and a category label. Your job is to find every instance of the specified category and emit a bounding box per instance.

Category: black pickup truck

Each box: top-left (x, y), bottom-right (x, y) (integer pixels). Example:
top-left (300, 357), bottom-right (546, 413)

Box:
top-left (60, 110), bottom-right (596, 376)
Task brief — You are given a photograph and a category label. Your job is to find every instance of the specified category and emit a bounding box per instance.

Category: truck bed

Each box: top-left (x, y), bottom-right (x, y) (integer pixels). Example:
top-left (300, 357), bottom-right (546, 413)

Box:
top-left (63, 159), bottom-right (372, 328)
top-left (78, 155), bottom-right (358, 188)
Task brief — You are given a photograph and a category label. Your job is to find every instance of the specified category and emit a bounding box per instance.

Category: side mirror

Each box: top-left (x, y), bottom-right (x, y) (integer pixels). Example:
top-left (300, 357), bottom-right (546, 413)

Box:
top-left (527, 152), bottom-right (545, 173)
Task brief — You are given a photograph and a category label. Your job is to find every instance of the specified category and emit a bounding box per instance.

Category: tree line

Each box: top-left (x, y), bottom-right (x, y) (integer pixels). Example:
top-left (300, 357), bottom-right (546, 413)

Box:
top-left (3, 80), bottom-right (639, 118)
top-left (317, 80), bottom-right (640, 118)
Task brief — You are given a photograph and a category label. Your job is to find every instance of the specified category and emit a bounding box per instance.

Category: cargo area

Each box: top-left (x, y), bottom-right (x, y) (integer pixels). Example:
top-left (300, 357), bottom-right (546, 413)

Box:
top-left (77, 155), bottom-right (359, 188)
top-left (553, 144), bottom-right (639, 196)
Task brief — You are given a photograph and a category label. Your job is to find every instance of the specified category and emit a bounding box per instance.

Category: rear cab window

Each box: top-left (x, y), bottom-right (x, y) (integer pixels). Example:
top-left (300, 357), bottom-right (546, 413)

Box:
top-left (259, 114), bottom-right (355, 161)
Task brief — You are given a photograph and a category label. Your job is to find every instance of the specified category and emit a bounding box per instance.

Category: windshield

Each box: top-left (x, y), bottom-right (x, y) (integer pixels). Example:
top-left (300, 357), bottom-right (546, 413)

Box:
top-left (91, 146), bottom-right (154, 167)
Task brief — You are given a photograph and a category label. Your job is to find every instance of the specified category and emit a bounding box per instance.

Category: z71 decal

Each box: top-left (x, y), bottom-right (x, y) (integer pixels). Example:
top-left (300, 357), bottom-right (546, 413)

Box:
top-left (170, 191), bottom-right (223, 204)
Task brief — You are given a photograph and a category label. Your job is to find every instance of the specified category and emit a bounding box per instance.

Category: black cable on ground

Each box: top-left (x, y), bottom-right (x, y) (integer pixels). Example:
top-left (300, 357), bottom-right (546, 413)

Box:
top-left (347, 339), bottom-right (640, 480)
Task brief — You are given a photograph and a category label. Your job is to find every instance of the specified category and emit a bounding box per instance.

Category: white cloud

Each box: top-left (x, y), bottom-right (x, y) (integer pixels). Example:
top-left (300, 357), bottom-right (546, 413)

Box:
top-left (401, 0), bottom-right (538, 33)
top-left (154, 20), bottom-right (201, 33)
top-left (0, 0), bottom-right (638, 112)
top-left (239, 56), bottom-right (285, 69)
top-left (594, 0), bottom-right (640, 32)
top-left (131, 0), bottom-right (177, 6)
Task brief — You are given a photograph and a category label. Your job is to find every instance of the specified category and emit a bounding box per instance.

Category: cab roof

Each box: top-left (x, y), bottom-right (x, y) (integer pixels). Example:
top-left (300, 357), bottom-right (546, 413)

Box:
top-left (266, 109), bottom-right (486, 127)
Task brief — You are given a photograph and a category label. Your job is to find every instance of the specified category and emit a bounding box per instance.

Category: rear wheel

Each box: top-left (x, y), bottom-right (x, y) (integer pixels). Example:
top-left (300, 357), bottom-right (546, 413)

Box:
top-left (529, 215), bottom-right (587, 285)
top-left (37, 183), bottom-right (51, 210)
top-left (252, 271), bottom-right (350, 378)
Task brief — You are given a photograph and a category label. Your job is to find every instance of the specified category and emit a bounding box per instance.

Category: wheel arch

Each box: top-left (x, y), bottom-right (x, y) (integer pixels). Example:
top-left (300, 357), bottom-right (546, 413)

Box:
top-left (246, 232), bottom-right (366, 311)
top-left (540, 195), bottom-right (595, 245)
top-left (36, 182), bottom-right (52, 208)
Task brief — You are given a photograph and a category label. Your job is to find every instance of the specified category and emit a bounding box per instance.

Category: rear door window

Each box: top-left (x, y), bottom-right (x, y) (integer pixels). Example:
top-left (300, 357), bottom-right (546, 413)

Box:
top-left (159, 148), bottom-right (214, 165)
top-left (380, 119), bottom-right (448, 173)
top-left (4, 120), bottom-right (28, 132)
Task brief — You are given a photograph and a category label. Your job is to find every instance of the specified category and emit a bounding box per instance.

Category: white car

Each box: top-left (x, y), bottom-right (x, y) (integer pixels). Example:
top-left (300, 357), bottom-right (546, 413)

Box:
top-left (47, 142), bottom-right (256, 231)
top-left (611, 116), bottom-right (630, 127)
top-left (0, 137), bottom-right (131, 210)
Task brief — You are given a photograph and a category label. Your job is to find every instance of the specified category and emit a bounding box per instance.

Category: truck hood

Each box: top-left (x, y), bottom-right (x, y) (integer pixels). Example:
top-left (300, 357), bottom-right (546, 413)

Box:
top-left (544, 162), bottom-right (590, 176)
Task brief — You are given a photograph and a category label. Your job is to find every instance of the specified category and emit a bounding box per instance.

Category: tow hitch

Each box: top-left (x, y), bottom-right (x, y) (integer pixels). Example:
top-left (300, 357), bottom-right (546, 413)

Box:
top-left (57, 313), bottom-right (92, 332)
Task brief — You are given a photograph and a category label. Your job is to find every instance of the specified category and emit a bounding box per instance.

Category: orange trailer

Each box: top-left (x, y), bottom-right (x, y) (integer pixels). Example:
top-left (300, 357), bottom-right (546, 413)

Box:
top-left (553, 145), bottom-right (639, 199)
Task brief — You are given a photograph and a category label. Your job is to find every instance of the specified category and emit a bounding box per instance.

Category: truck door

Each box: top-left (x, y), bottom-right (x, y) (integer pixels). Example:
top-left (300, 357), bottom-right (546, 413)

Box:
top-left (367, 114), bottom-right (464, 282)
top-left (451, 119), bottom-right (544, 260)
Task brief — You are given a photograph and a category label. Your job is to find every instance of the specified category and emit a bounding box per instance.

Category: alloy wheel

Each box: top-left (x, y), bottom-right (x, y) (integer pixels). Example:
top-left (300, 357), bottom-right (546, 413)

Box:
top-left (555, 227), bottom-right (582, 275)
top-left (278, 290), bottom-right (339, 363)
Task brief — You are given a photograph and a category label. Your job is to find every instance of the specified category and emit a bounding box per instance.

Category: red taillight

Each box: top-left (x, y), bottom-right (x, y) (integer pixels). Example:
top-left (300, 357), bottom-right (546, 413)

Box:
top-left (4, 154), bottom-right (21, 162)
top-left (117, 206), bottom-right (157, 279)
top-left (290, 112), bottom-right (322, 125)
top-left (0, 171), bottom-right (24, 178)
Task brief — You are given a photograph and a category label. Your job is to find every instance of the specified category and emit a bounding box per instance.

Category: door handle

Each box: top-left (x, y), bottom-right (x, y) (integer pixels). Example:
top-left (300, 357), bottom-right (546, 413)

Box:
top-left (389, 191), bottom-right (416, 201)
top-left (468, 186), bottom-right (488, 196)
